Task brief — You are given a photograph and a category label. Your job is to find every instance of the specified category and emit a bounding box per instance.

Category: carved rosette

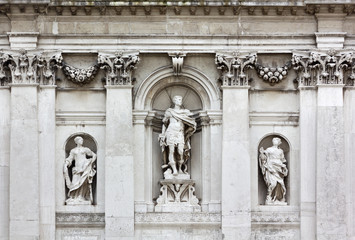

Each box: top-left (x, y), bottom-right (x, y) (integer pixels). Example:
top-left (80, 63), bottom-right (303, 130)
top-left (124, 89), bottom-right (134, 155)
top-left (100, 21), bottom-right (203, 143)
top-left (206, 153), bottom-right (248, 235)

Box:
top-left (293, 50), bottom-right (353, 86)
top-left (0, 50), bottom-right (62, 85)
top-left (215, 52), bottom-right (257, 86)
top-left (98, 52), bottom-right (140, 86)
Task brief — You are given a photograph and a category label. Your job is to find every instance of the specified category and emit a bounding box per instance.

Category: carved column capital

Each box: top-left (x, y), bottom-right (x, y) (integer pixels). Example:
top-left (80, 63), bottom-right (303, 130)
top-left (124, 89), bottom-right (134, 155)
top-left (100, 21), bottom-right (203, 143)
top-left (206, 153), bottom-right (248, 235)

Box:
top-left (293, 50), bottom-right (353, 87)
top-left (215, 52), bottom-right (257, 87)
top-left (98, 51), bottom-right (140, 86)
top-left (0, 50), bottom-right (62, 86)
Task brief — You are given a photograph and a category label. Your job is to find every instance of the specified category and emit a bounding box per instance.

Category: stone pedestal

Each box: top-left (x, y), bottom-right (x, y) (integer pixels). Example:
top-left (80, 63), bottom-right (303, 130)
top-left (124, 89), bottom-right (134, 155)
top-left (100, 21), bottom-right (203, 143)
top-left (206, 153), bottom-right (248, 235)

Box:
top-left (105, 85), bottom-right (134, 239)
top-left (10, 84), bottom-right (40, 239)
top-left (155, 179), bottom-right (201, 213)
top-left (221, 86), bottom-right (251, 240)
top-left (316, 84), bottom-right (346, 239)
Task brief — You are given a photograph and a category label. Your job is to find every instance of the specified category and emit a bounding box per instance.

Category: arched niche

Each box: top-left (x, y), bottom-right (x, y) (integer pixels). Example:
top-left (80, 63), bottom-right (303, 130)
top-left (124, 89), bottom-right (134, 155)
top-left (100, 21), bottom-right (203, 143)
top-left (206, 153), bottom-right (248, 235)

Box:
top-left (257, 133), bottom-right (290, 205)
top-left (64, 133), bottom-right (98, 205)
top-left (134, 65), bottom-right (221, 211)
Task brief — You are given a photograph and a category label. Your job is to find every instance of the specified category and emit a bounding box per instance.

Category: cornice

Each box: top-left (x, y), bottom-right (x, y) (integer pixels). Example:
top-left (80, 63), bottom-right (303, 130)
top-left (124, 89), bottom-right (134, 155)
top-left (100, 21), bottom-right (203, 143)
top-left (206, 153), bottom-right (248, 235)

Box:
top-left (0, 2), bottom-right (354, 17)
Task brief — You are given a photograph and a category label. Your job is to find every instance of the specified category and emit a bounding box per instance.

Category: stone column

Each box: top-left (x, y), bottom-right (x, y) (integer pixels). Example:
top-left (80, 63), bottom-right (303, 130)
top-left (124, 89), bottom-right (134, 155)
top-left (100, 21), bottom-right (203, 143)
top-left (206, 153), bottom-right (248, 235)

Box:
top-left (344, 86), bottom-right (355, 239)
top-left (38, 85), bottom-right (56, 239)
top-left (0, 86), bottom-right (10, 240)
top-left (105, 85), bottom-right (134, 239)
top-left (216, 53), bottom-right (256, 240)
top-left (299, 86), bottom-right (317, 240)
top-left (10, 83), bottom-right (40, 239)
top-left (317, 84), bottom-right (346, 239)
top-left (100, 52), bottom-right (139, 239)
top-left (221, 86), bottom-right (251, 240)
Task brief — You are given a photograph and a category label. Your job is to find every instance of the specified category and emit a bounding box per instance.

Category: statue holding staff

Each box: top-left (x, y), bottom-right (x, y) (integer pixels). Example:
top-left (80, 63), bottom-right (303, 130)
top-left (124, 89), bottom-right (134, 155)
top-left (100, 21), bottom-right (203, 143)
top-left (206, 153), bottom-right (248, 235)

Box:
top-left (159, 95), bottom-right (196, 177)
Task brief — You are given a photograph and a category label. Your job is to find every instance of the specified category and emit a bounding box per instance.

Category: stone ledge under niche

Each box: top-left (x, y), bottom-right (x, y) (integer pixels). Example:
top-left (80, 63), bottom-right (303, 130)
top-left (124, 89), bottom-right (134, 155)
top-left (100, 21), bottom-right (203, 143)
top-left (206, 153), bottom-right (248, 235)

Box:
top-left (135, 212), bottom-right (221, 225)
top-left (56, 212), bottom-right (105, 228)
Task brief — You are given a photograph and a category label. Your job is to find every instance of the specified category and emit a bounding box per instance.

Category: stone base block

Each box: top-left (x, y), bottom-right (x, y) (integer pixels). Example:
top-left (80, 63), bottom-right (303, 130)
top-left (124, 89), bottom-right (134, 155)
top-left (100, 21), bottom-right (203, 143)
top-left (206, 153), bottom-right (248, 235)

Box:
top-left (155, 179), bottom-right (201, 213)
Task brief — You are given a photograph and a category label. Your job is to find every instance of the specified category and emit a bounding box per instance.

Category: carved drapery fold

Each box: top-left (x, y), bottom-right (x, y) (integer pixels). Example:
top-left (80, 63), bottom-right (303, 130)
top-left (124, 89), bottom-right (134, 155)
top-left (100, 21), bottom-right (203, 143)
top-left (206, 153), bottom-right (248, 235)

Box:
top-left (293, 50), bottom-right (353, 86)
top-left (98, 52), bottom-right (140, 86)
top-left (0, 50), bottom-right (62, 86)
top-left (215, 52), bottom-right (257, 86)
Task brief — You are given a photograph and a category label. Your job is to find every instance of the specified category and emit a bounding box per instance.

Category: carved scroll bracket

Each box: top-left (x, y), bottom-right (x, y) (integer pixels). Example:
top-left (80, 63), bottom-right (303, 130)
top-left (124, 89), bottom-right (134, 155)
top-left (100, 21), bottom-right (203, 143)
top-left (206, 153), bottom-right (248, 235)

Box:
top-left (168, 52), bottom-right (186, 76)
top-left (98, 51), bottom-right (140, 86)
top-left (215, 52), bottom-right (257, 87)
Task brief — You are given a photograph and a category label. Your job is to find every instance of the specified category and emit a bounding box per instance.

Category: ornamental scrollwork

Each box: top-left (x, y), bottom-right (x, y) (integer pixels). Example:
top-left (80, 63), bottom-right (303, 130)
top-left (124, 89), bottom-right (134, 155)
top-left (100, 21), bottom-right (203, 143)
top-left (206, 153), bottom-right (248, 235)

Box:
top-left (255, 61), bottom-right (291, 85)
top-left (98, 52), bottom-right (140, 86)
top-left (62, 62), bottom-right (99, 85)
top-left (215, 52), bottom-right (257, 86)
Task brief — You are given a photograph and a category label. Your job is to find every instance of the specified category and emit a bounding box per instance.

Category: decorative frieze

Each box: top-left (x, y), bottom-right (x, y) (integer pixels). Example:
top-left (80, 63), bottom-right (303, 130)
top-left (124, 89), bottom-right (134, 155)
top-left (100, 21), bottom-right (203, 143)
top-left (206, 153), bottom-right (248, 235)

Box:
top-left (98, 52), bottom-right (140, 86)
top-left (251, 211), bottom-right (299, 224)
top-left (215, 52), bottom-right (257, 86)
top-left (135, 212), bottom-right (221, 224)
top-left (56, 212), bottom-right (105, 227)
top-left (292, 50), bottom-right (353, 86)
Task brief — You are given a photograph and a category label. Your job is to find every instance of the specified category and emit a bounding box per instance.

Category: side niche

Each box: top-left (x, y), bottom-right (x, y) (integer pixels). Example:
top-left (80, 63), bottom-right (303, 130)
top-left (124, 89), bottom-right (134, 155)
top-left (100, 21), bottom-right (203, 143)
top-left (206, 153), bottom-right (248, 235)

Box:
top-left (257, 134), bottom-right (290, 206)
top-left (64, 133), bottom-right (98, 205)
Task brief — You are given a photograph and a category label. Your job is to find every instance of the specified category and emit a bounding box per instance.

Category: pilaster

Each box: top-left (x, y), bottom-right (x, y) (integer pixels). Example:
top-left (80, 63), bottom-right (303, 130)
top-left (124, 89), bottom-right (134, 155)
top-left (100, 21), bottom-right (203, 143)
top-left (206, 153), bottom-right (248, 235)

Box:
top-left (102, 52), bottom-right (139, 239)
top-left (216, 52), bottom-right (256, 239)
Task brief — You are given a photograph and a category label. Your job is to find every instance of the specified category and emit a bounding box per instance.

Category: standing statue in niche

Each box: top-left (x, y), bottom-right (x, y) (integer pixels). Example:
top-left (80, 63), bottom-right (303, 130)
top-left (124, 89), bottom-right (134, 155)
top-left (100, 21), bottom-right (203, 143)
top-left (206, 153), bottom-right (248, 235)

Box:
top-left (159, 95), bottom-right (197, 179)
top-left (63, 136), bottom-right (97, 205)
top-left (259, 137), bottom-right (288, 205)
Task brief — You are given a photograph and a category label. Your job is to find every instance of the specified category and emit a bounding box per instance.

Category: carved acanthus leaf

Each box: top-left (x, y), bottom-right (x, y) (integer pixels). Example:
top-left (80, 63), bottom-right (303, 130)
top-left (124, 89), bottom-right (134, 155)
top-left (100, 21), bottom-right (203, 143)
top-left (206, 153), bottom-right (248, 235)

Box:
top-left (255, 61), bottom-right (291, 85)
top-left (215, 52), bottom-right (257, 86)
top-left (293, 50), bottom-right (354, 86)
top-left (98, 52), bottom-right (140, 86)
top-left (0, 50), bottom-right (62, 85)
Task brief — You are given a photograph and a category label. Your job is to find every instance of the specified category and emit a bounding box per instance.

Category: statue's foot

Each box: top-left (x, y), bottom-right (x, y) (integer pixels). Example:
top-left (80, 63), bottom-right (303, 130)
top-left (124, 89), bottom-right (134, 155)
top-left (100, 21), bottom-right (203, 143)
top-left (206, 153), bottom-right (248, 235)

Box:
top-left (172, 170), bottom-right (178, 176)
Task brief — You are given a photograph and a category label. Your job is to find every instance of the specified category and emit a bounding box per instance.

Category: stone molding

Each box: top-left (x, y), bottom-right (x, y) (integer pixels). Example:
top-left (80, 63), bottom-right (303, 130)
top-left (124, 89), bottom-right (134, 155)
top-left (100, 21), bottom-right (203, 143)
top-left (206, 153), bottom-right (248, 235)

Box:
top-left (98, 52), bottom-right (140, 86)
top-left (251, 211), bottom-right (300, 224)
top-left (56, 212), bottom-right (105, 228)
top-left (135, 212), bottom-right (221, 224)
top-left (0, 50), bottom-right (62, 86)
top-left (215, 52), bottom-right (257, 86)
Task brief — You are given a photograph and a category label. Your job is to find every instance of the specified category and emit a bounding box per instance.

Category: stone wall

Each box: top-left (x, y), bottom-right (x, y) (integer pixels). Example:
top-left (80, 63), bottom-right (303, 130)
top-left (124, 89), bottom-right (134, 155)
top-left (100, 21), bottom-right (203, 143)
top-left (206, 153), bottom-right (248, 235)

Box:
top-left (0, 1), bottom-right (354, 240)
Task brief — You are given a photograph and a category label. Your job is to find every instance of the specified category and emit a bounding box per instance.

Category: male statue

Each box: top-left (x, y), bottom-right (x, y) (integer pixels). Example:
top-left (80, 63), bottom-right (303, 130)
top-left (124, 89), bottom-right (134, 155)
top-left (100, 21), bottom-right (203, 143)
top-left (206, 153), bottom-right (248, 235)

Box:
top-left (159, 95), bottom-right (196, 177)
top-left (259, 137), bottom-right (288, 205)
top-left (63, 136), bottom-right (97, 205)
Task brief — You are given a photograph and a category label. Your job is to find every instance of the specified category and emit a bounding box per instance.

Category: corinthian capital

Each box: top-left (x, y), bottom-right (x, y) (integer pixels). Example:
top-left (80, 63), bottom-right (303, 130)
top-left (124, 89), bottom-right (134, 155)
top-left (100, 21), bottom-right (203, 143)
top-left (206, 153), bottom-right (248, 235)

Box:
top-left (0, 50), bottom-right (62, 85)
top-left (98, 52), bottom-right (140, 86)
top-left (215, 52), bottom-right (256, 87)
top-left (293, 50), bottom-right (353, 86)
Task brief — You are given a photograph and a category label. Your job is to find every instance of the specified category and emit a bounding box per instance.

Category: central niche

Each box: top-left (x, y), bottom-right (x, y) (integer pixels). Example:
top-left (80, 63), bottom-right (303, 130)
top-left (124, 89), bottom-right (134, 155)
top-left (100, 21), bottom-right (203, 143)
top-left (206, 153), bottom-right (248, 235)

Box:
top-left (151, 84), bottom-right (203, 205)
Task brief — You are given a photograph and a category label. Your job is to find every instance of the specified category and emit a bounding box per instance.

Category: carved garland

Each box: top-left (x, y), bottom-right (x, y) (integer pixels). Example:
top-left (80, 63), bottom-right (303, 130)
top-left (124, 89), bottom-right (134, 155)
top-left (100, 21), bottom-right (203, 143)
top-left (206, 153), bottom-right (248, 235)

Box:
top-left (62, 63), bottom-right (99, 85)
top-left (255, 61), bottom-right (291, 85)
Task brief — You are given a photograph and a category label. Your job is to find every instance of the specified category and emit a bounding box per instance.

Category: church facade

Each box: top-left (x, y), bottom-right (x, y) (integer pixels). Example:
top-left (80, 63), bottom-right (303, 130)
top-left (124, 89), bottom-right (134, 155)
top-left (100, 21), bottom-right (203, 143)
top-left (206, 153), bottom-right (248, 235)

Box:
top-left (0, 1), bottom-right (354, 239)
